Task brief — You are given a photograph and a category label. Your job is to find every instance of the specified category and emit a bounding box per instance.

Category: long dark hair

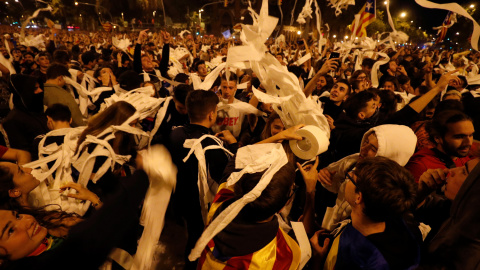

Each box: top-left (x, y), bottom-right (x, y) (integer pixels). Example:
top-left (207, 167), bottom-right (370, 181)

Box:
top-left (0, 203), bottom-right (80, 264)
top-left (75, 101), bottom-right (137, 156)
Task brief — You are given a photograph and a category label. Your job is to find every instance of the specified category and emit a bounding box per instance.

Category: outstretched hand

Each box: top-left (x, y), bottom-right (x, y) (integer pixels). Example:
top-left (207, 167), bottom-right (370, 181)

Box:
top-left (137, 29), bottom-right (149, 44)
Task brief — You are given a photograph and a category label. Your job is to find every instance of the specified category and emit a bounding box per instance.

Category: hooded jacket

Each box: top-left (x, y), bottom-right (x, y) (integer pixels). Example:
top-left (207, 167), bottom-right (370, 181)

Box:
top-left (2, 74), bottom-right (48, 156)
top-left (322, 124), bottom-right (417, 230)
top-left (329, 104), bottom-right (418, 163)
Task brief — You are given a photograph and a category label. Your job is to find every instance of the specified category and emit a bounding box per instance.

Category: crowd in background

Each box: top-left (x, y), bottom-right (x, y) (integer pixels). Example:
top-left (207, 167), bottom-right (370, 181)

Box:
top-left (0, 20), bottom-right (479, 269)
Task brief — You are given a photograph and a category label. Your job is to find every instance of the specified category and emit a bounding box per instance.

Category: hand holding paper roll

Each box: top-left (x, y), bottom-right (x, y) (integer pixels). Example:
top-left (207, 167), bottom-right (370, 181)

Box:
top-left (290, 125), bottom-right (330, 161)
top-left (257, 124), bottom-right (305, 144)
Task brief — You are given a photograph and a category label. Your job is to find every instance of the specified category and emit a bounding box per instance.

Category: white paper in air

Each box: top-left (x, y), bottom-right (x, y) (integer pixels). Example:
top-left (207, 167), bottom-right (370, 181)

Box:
top-left (416, 0), bottom-right (480, 51)
top-left (132, 145), bottom-right (177, 270)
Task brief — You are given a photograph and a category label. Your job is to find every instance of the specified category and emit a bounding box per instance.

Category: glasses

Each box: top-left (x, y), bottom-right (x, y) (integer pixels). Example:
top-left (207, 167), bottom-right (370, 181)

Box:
top-left (345, 170), bottom-right (358, 188)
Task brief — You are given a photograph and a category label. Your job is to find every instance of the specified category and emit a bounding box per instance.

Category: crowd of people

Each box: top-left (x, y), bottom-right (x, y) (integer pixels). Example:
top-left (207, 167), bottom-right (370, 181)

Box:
top-left (0, 8), bottom-right (479, 269)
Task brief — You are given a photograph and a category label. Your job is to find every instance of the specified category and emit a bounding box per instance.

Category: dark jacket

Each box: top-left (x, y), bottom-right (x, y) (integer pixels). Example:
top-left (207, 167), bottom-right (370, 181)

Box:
top-left (5, 170), bottom-right (149, 270)
top-left (169, 123), bottom-right (237, 255)
top-left (2, 74), bottom-right (48, 157)
top-left (328, 105), bottom-right (418, 163)
top-left (421, 159), bottom-right (480, 269)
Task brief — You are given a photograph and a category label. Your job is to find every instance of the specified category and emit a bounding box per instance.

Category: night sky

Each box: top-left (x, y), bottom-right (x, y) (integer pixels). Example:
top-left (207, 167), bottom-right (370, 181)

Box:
top-left (391, 0), bottom-right (477, 31)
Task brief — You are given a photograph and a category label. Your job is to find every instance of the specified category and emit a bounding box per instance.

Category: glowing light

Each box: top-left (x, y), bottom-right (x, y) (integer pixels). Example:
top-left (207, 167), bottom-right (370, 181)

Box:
top-left (400, 12), bottom-right (406, 18)
top-left (345, 35), bottom-right (349, 39)
top-left (470, 4), bottom-right (475, 8)
top-left (333, 35), bottom-right (336, 38)
top-left (297, 31), bottom-right (301, 35)
top-left (75, 1), bottom-right (78, 5)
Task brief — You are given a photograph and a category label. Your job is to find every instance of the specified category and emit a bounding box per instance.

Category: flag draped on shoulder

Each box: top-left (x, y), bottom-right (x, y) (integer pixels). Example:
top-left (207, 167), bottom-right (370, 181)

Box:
top-left (351, 0), bottom-right (376, 38)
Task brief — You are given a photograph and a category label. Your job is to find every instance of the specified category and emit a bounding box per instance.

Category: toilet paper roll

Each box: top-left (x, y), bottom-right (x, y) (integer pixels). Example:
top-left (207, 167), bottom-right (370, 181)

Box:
top-left (289, 125), bottom-right (329, 160)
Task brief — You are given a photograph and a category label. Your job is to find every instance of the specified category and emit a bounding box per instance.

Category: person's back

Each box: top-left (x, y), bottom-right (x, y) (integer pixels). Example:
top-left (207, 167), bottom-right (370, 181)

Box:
top-left (43, 63), bottom-right (85, 127)
top-left (195, 146), bottom-right (301, 269)
top-left (2, 74), bottom-right (49, 156)
top-left (169, 90), bottom-right (238, 268)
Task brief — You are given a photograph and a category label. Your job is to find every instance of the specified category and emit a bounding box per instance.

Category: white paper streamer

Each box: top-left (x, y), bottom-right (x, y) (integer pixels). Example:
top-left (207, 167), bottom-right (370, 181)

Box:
top-left (183, 135), bottom-right (234, 223)
top-left (382, 0), bottom-right (409, 48)
top-left (112, 36), bottom-right (131, 53)
top-left (100, 86), bottom-right (162, 120)
top-left (188, 143), bottom-right (288, 261)
top-left (224, 0), bottom-right (330, 150)
top-left (132, 145), bottom-right (177, 270)
top-left (328, 0), bottom-right (356, 16)
top-left (25, 127), bottom-right (91, 216)
top-left (314, 0), bottom-right (323, 54)
top-left (415, 0), bottom-right (480, 51)
top-left (297, 0), bottom-right (314, 24)
top-left (178, 30), bottom-right (191, 37)
top-left (20, 5), bottom-right (53, 45)
top-left (72, 113), bottom-right (148, 188)
top-left (371, 52), bottom-right (390, 88)
top-left (295, 53), bottom-right (312, 66)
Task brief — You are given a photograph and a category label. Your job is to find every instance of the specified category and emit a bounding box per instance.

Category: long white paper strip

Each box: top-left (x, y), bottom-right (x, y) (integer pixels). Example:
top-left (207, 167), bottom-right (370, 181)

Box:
top-left (415, 0), bottom-right (480, 51)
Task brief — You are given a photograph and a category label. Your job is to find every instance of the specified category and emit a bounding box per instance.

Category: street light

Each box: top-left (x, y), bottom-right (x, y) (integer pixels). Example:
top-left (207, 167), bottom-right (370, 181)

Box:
top-left (75, 1), bottom-right (112, 22)
top-left (197, 1), bottom-right (223, 34)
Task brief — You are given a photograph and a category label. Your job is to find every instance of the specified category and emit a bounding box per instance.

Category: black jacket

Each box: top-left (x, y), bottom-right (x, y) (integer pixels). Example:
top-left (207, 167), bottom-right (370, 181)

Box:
top-left (328, 105), bottom-right (418, 162)
top-left (5, 170), bottom-right (149, 270)
top-left (2, 74), bottom-right (48, 157)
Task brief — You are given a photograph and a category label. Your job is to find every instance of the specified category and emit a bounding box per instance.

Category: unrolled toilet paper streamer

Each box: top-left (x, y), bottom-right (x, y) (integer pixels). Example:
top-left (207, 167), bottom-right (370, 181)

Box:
top-left (289, 125), bottom-right (329, 160)
top-left (415, 0), bottom-right (480, 51)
